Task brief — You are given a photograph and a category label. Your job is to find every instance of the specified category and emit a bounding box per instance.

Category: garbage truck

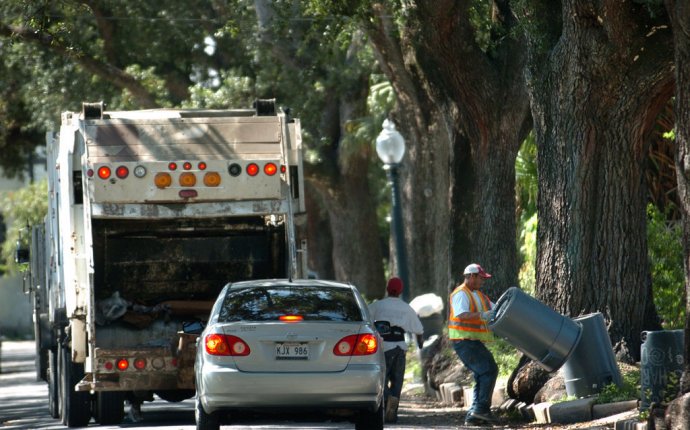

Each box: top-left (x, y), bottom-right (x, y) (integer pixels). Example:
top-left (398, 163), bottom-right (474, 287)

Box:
top-left (22, 100), bottom-right (307, 427)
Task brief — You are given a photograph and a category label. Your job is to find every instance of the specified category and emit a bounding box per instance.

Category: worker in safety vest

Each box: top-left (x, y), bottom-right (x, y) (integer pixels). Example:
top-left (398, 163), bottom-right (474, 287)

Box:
top-left (448, 263), bottom-right (499, 426)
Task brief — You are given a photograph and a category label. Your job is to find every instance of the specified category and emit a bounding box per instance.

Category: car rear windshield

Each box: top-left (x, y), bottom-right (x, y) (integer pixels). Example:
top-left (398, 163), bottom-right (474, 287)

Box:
top-left (218, 285), bottom-right (363, 322)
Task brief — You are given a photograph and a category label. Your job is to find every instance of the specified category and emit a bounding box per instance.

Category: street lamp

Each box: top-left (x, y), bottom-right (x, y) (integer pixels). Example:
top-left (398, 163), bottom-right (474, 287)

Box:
top-left (376, 119), bottom-right (409, 302)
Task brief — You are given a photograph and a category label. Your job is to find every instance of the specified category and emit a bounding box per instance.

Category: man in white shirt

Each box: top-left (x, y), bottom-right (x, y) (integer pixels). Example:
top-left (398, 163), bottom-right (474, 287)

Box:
top-left (368, 277), bottom-right (424, 423)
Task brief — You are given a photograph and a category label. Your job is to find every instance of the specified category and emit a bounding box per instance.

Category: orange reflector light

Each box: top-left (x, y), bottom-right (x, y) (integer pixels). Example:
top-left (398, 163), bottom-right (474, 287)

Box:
top-left (264, 162), bottom-right (278, 176)
top-left (246, 163), bottom-right (259, 177)
top-left (154, 173), bottom-right (172, 189)
top-left (117, 359), bottom-right (129, 371)
top-left (203, 172), bottom-right (221, 187)
top-left (134, 358), bottom-right (146, 370)
top-left (179, 172), bottom-right (197, 186)
top-left (183, 161), bottom-right (192, 170)
top-left (198, 162), bottom-right (207, 170)
top-left (279, 315), bottom-right (304, 323)
top-left (98, 166), bottom-right (111, 179)
top-left (116, 166), bottom-right (129, 179)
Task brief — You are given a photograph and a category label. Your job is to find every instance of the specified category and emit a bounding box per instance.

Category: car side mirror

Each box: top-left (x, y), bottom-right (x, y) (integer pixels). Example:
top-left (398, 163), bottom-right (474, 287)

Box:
top-left (15, 240), bottom-right (30, 264)
top-left (374, 320), bottom-right (391, 336)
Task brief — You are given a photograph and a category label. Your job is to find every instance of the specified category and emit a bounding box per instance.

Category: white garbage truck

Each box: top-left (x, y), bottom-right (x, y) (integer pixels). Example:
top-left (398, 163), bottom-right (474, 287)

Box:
top-left (23, 100), bottom-right (307, 427)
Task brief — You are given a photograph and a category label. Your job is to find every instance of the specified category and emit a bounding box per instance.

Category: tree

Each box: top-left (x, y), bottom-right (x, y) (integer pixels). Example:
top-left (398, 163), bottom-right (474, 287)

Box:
top-left (316, 0), bottom-right (532, 301)
top-left (665, 0), bottom-right (690, 397)
top-left (520, 1), bottom-right (673, 359)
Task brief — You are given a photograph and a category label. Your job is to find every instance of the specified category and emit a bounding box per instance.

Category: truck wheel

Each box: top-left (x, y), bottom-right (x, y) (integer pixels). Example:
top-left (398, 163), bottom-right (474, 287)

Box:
top-left (47, 349), bottom-right (59, 418)
top-left (58, 343), bottom-right (91, 427)
top-left (94, 391), bottom-right (124, 424)
top-left (195, 397), bottom-right (220, 430)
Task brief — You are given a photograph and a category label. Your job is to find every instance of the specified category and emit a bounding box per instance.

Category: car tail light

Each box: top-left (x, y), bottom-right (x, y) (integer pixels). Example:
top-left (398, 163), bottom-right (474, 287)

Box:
top-left (334, 334), bottom-right (378, 356)
top-left (179, 172), bottom-right (197, 186)
top-left (203, 172), bottom-right (221, 187)
top-left (246, 163), bottom-right (259, 177)
top-left (264, 162), bottom-right (277, 176)
top-left (279, 315), bottom-right (303, 323)
top-left (117, 359), bottom-right (129, 371)
top-left (116, 166), bottom-right (129, 179)
top-left (205, 334), bottom-right (250, 356)
top-left (98, 166), bottom-right (111, 179)
top-left (155, 173), bottom-right (172, 189)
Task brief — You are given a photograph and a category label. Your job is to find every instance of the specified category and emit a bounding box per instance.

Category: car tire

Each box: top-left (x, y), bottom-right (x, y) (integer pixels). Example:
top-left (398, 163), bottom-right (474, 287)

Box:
top-left (355, 401), bottom-right (384, 430)
top-left (195, 397), bottom-right (220, 430)
top-left (58, 342), bottom-right (92, 427)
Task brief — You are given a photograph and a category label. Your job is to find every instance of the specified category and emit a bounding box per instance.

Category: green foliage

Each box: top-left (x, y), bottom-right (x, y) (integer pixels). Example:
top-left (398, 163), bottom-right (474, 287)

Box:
top-left (516, 133), bottom-right (538, 293)
top-left (0, 180), bottom-right (48, 274)
top-left (518, 213), bottom-right (537, 295)
top-left (646, 203), bottom-right (685, 329)
top-left (488, 338), bottom-right (520, 378)
top-left (596, 369), bottom-right (641, 404)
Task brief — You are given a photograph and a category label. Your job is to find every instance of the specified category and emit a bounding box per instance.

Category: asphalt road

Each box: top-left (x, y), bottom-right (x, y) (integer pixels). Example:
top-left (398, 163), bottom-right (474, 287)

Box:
top-left (0, 340), bottom-right (468, 430)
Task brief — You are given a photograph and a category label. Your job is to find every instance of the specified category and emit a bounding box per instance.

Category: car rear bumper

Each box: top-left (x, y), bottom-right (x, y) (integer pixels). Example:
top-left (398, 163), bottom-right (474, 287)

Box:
top-left (198, 363), bottom-right (384, 413)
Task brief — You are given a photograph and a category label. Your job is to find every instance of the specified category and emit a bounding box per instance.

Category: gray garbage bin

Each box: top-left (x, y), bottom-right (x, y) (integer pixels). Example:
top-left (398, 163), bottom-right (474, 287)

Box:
top-left (640, 329), bottom-right (684, 411)
top-left (561, 312), bottom-right (622, 398)
top-left (488, 287), bottom-right (582, 372)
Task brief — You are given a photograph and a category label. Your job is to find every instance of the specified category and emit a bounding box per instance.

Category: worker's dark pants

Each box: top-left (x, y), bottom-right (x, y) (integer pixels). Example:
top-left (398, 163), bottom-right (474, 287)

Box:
top-left (383, 346), bottom-right (406, 399)
top-left (451, 339), bottom-right (498, 415)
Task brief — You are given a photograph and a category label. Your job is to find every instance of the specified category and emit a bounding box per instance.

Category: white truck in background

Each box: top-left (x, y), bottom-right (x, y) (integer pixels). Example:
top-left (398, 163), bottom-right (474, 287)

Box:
top-left (22, 100), bottom-right (307, 427)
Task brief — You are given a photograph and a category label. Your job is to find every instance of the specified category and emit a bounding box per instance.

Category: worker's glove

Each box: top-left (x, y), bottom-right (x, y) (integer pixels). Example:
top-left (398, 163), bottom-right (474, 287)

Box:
top-left (479, 310), bottom-right (494, 322)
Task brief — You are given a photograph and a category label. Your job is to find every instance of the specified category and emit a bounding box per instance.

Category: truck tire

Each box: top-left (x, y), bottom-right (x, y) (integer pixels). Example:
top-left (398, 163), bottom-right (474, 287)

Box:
top-left (47, 349), bottom-right (59, 418)
top-left (58, 343), bottom-right (91, 427)
top-left (195, 397), bottom-right (220, 430)
top-left (94, 391), bottom-right (124, 425)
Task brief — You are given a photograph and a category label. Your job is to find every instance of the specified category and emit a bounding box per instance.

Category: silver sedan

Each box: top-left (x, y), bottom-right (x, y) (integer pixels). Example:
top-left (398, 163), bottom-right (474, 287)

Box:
top-left (194, 279), bottom-right (386, 430)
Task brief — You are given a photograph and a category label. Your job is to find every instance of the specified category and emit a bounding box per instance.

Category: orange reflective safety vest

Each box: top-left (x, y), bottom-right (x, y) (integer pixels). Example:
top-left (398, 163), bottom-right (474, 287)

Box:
top-left (448, 284), bottom-right (494, 342)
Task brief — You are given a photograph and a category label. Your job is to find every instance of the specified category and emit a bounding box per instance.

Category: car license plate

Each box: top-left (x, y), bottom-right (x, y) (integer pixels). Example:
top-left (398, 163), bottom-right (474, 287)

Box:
top-left (275, 342), bottom-right (309, 360)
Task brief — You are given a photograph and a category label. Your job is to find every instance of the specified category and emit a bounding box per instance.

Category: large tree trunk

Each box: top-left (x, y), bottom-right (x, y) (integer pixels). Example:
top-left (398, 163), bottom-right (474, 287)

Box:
top-left (365, 1), bottom-right (530, 302)
top-left (665, 0), bottom-right (690, 397)
top-left (523, 2), bottom-right (673, 359)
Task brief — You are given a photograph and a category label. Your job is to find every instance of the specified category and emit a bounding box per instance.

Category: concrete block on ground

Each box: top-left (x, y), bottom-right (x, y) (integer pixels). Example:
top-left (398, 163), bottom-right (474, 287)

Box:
top-left (615, 419), bottom-right (647, 430)
top-left (462, 385), bottom-right (505, 409)
top-left (592, 400), bottom-right (639, 419)
top-left (532, 402), bottom-right (551, 424)
top-left (547, 397), bottom-right (596, 424)
top-left (448, 385), bottom-right (463, 405)
top-left (439, 382), bottom-right (461, 405)
top-left (498, 398), bottom-right (517, 412)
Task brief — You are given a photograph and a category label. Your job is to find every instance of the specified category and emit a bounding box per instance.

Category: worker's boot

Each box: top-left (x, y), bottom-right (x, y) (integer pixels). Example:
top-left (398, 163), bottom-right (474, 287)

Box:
top-left (385, 396), bottom-right (399, 423)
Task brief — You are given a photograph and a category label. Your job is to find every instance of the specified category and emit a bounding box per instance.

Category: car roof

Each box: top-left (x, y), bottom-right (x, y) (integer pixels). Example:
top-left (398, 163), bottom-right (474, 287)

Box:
top-left (225, 278), bottom-right (356, 290)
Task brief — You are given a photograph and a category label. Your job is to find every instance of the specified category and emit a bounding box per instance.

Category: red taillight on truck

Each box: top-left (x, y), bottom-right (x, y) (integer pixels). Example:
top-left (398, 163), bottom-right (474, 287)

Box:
top-left (246, 163), bottom-right (259, 177)
top-left (116, 166), bottom-right (129, 179)
top-left (264, 162), bottom-right (278, 176)
top-left (98, 166), bottom-right (111, 179)
top-left (333, 334), bottom-right (378, 356)
top-left (117, 359), bottom-right (129, 371)
top-left (205, 333), bottom-right (250, 356)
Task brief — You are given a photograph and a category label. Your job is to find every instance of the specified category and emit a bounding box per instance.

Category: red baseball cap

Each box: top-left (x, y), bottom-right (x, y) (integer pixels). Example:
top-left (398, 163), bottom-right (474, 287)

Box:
top-left (463, 263), bottom-right (492, 278)
top-left (386, 277), bottom-right (403, 295)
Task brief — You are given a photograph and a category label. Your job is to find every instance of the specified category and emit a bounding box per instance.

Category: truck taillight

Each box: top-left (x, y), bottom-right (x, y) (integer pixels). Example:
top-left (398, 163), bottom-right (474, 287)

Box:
top-left (264, 162), bottom-right (277, 176)
top-left (198, 162), bottom-right (207, 170)
top-left (134, 165), bottom-right (147, 178)
top-left (117, 359), bottom-right (129, 371)
top-left (134, 358), bottom-right (146, 370)
top-left (228, 163), bottom-right (242, 177)
top-left (203, 172), bottom-right (221, 187)
top-left (183, 162), bottom-right (192, 170)
top-left (116, 166), bottom-right (129, 179)
top-left (246, 163), bottom-right (259, 177)
top-left (155, 173), bottom-right (172, 189)
top-left (179, 172), bottom-right (197, 187)
top-left (168, 162), bottom-right (178, 171)
top-left (98, 166), bottom-right (111, 179)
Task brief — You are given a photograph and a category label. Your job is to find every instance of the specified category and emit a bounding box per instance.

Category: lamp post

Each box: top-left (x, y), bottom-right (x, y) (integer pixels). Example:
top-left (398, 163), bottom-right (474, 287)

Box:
top-left (376, 119), bottom-right (409, 302)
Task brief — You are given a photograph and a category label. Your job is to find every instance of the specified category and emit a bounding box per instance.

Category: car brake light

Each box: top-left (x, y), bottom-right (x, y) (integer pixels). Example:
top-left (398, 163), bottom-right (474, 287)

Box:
top-left (246, 163), bottom-right (259, 177)
top-left (98, 166), bottom-right (111, 179)
top-left (279, 315), bottom-right (303, 322)
top-left (264, 162), bottom-right (277, 176)
top-left (334, 334), bottom-right (378, 356)
top-left (205, 334), bottom-right (251, 356)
